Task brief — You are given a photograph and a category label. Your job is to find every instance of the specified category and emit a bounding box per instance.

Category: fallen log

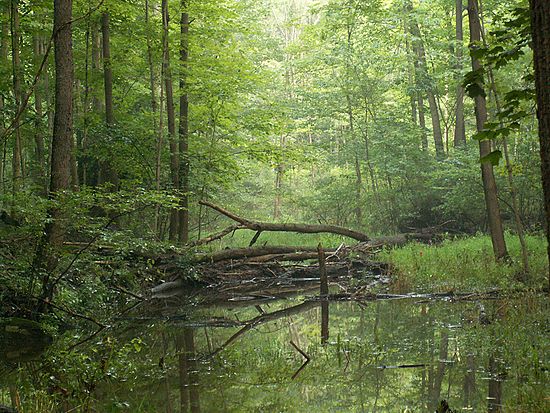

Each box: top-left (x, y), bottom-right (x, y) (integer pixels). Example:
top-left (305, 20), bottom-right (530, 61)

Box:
top-left (199, 200), bottom-right (370, 242)
top-left (193, 246), bottom-right (328, 263)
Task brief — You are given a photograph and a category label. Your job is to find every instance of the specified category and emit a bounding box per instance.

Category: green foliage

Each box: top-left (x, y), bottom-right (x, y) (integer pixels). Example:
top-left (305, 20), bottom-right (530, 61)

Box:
top-left (382, 234), bottom-right (549, 292)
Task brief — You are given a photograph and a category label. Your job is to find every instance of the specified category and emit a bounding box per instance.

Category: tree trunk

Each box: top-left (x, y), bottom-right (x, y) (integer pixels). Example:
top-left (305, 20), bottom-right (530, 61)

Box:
top-left (529, 0), bottom-right (550, 292)
top-left (418, 94), bottom-right (429, 151)
top-left (32, 35), bottom-right (47, 194)
top-left (467, 0), bottom-right (508, 260)
top-left (145, 0), bottom-right (162, 235)
top-left (10, 0), bottom-right (23, 193)
top-left (91, 19), bottom-right (103, 113)
top-left (99, 12), bottom-right (119, 188)
top-left (426, 91), bottom-right (445, 159)
top-left (406, 1), bottom-right (444, 158)
top-left (454, 0), bottom-right (466, 147)
top-left (34, 0), bottom-right (73, 307)
top-left (178, 0), bottom-right (190, 244)
top-left (274, 162), bottom-right (283, 220)
top-left (162, 0), bottom-right (179, 241)
top-left (0, 8), bottom-right (6, 197)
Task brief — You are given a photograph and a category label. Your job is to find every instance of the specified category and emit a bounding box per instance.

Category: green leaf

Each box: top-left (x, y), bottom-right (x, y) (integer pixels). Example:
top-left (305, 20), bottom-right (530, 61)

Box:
top-left (480, 150), bottom-right (502, 166)
top-left (465, 83), bottom-right (486, 98)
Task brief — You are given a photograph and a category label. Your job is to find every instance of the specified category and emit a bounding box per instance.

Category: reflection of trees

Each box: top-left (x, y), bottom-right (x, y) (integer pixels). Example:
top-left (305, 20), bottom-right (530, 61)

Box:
top-left (177, 328), bottom-right (201, 413)
top-left (462, 354), bottom-right (476, 408)
top-left (429, 330), bottom-right (449, 411)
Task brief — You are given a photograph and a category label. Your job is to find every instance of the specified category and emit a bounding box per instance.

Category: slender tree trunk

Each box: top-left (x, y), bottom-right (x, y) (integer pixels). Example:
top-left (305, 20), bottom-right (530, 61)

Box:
top-left (467, 0), bottom-right (508, 260)
top-left (486, 69), bottom-right (530, 276)
top-left (146, 0), bottom-right (158, 116)
top-left (100, 12), bottom-right (119, 188)
top-left (34, 0), bottom-right (73, 307)
top-left (91, 19), bottom-right (103, 113)
top-left (529, 0), bottom-right (550, 292)
top-left (363, 100), bottom-right (377, 195)
top-left (0, 7), bottom-right (7, 199)
top-left (274, 162), bottom-right (283, 220)
top-left (418, 94), bottom-right (428, 151)
top-left (406, 1), bottom-right (444, 158)
top-left (80, 19), bottom-right (90, 185)
top-left (454, 0), bottom-right (466, 147)
top-left (146, 0), bottom-right (162, 235)
top-left (426, 90), bottom-right (445, 159)
top-left (32, 35), bottom-right (47, 194)
top-left (162, 0), bottom-right (179, 241)
top-left (178, 0), bottom-right (190, 244)
top-left (10, 0), bottom-right (23, 193)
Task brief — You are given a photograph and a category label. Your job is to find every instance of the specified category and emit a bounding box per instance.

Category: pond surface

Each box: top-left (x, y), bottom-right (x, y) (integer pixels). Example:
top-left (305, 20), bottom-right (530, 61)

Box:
top-left (1, 290), bottom-right (549, 412)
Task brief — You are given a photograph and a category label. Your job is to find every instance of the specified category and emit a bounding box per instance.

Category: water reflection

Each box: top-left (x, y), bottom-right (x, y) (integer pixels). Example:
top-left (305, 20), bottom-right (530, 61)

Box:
top-left (2, 294), bottom-right (549, 412)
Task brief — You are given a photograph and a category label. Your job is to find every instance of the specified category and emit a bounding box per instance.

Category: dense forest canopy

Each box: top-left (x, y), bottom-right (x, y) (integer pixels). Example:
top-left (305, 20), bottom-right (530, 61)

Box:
top-left (0, 0), bottom-right (544, 234)
top-left (0, 0), bottom-right (549, 411)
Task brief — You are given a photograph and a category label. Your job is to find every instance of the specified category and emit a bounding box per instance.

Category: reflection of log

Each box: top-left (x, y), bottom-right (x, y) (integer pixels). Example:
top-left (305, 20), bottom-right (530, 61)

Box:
top-left (199, 200), bottom-right (370, 242)
top-left (206, 301), bottom-right (318, 359)
top-left (290, 340), bottom-right (310, 379)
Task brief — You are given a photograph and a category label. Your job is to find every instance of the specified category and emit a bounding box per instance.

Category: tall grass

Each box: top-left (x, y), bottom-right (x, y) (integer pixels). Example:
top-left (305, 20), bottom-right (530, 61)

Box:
top-left (380, 233), bottom-right (548, 292)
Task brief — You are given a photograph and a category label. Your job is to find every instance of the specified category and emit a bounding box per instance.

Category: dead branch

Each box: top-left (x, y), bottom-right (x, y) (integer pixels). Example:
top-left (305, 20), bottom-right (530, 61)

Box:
top-left (290, 340), bottom-right (311, 379)
top-left (188, 224), bottom-right (245, 247)
top-left (200, 200), bottom-right (370, 242)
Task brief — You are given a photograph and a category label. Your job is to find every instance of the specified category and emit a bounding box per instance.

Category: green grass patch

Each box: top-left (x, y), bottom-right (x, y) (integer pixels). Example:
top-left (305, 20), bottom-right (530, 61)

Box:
top-left (380, 233), bottom-right (548, 292)
top-left (197, 229), bottom-right (349, 252)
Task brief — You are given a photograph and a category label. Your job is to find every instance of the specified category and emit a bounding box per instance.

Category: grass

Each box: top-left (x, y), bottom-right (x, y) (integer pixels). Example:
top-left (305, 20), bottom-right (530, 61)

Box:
top-left (197, 229), bottom-right (348, 252)
top-left (380, 233), bottom-right (549, 293)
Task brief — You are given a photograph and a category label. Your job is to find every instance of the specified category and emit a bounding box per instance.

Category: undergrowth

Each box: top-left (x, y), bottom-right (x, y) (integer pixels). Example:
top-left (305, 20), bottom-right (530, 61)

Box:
top-left (381, 233), bottom-right (549, 293)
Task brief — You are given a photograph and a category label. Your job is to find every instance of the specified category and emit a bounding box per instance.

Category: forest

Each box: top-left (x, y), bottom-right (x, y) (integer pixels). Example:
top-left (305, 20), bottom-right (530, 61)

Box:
top-left (0, 0), bottom-right (549, 411)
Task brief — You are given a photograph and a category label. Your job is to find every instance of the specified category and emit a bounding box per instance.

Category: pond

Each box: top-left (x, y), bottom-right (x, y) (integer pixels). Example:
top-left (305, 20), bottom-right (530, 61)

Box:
top-left (1, 290), bottom-right (549, 412)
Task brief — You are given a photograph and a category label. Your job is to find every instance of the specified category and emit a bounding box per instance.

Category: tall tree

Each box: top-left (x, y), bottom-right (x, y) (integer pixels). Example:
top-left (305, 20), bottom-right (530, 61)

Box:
top-left (34, 0), bottom-right (74, 306)
top-left (10, 0), bottom-right (22, 193)
top-left (467, 0), bottom-right (507, 260)
top-left (99, 11), bottom-right (119, 188)
top-left (178, 0), bottom-right (190, 244)
top-left (162, 0), bottom-right (179, 241)
top-left (406, 1), bottom-right (445, 159)
top-left (454, 0), bottom-right (466, 147)
top-left (529, 0), bottom-right (550, 290)
top-left (32, 34), bottom-right (47, 194)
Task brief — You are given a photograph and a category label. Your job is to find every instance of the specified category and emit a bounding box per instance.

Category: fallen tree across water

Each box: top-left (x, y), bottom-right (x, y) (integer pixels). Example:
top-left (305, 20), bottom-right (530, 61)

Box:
top-left (197, 200), bottom-right (371, 244)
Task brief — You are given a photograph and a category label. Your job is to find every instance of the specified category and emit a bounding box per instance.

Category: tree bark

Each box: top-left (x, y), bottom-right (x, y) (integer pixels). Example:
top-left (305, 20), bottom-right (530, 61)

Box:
top-left (162, 0), bottom-right (179, 241)
top-left (467, 0), bottom-right (508, 260)
top-left (178, 0), bottom-right (190, 244)
top-left (10, 0), bottom-right (23, 193)
top-left (32, 35), bottom-right (47, 194)
top-left (529, 0), bottom-right (550, 291)
top-left (0, 6), bottom-right (7, 197)
top-left (454, 0), bottom-right (466, 147)
top-left (418, 94), bottom-right (429, 151)
top-left (34, 0), bottom-right (73, 307)
top-left (99, 12), bottom-right (119, 188)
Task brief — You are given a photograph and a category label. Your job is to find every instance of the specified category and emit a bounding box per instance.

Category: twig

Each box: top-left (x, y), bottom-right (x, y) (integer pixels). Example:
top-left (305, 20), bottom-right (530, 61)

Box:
top-left (290, 340), bottom-right (310, 379)
top-left (42, 299), bottom-right (106, 328)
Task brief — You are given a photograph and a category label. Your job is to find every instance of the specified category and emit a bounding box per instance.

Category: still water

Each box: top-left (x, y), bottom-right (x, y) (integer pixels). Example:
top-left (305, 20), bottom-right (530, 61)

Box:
top-left (2, 292), bottom-right (549, 412)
